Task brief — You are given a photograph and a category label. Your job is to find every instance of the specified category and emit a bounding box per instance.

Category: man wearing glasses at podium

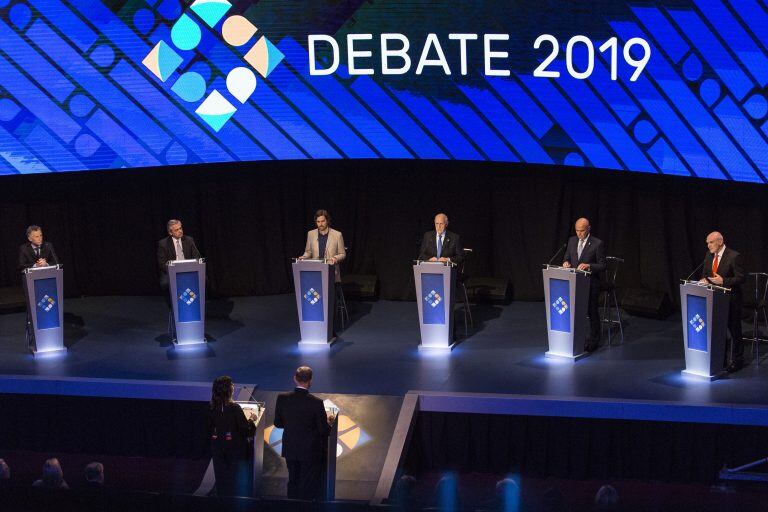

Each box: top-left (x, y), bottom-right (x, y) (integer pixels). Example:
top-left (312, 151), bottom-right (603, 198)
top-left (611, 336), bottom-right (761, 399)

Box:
top-left (298, 209), bottom-right (346, 282)
top-left (17, 225), bottom-right (59, 272)
top-left (157, 219), bottom-right (202, 303)
top-left (418, 213), bottom-right (464, 264)
top-left (562, 218), bottom-right (605, 352)
top-left (698, 231), bottom-right (745, 373)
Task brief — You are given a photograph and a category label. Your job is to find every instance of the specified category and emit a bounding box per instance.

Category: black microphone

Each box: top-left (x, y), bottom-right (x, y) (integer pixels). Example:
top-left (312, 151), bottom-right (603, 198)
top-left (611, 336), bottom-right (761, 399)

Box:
top-left (685, 253), bottom-right (709, 282)
top-left (547, 243), bottom-right (567, 266)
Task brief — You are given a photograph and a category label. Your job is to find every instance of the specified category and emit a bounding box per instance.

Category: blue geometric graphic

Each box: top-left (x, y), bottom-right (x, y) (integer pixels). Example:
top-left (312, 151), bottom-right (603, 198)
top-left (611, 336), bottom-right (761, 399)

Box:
top-left (0, 0), bottom-right (764, 182)
top-left (421, 273), bottom-right (446, 325)
top-left (549, 279), bottom-right (570, 333)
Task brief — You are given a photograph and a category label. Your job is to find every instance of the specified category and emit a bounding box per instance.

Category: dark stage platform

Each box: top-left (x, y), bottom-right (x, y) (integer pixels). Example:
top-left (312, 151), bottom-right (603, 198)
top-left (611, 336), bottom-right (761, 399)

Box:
top-left (1, 294), bottom-right (767, 408)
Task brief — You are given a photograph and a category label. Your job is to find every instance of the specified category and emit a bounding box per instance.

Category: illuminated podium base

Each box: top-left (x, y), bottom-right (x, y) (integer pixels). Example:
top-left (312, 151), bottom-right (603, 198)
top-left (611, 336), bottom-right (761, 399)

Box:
top-left (542, 265), bottom-right (591, 361)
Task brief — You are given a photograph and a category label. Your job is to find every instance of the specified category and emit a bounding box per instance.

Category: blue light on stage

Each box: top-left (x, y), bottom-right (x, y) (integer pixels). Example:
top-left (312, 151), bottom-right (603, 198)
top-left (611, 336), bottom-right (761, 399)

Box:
top-left (0, 1), bottom-right (765, 182)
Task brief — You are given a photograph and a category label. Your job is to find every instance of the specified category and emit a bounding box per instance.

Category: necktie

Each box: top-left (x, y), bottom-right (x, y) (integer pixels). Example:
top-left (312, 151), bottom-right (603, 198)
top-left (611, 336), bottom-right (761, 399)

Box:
top-left (712, 253), bottom-right (719, 274)
top-left (437, 234), bottom-right (443, 258)
top-left (175, 239), bottom-right (184, 260)
top-left (577, 239), bottom-right (585, 259)
top-left (34, 246), bottom-right (40, 258)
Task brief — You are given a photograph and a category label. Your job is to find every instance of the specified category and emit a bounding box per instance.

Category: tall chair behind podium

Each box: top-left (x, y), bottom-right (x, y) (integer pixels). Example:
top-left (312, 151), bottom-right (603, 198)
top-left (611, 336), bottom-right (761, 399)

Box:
top-left (745, 272), bottom-right (768, 365)
top-left (457, 248), bottom-right (473, 338)
top-left (601, 256), bottom-right (625, 346)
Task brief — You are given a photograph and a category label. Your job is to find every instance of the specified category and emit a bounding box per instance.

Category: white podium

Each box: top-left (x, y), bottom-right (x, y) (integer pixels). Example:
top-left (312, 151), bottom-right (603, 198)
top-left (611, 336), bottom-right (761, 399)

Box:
top-left (542, 264), bottom-right (591, 360)
top-left (680, 280), bottom-right (729, 380)
top-left (292, 259), bottom-right (336, 348)
top-left (413, 261), bottom-right (456, 351)
top-left (23, 265), bottom-right (65, 355)
top-left (168, 258), bottom-right (206, 345)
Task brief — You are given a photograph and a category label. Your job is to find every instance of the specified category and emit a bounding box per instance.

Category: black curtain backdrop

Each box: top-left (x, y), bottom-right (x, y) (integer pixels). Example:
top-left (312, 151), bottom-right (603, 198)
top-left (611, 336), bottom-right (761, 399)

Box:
top-left (1, 160), bottom-right (766, 302)
top-left (403, 412), bottom-right (768, 484)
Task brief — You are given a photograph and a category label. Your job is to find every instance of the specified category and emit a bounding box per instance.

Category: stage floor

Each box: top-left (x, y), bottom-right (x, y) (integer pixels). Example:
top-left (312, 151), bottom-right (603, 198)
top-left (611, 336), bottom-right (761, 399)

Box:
top-left (1, 294), bottom-right (767, 407)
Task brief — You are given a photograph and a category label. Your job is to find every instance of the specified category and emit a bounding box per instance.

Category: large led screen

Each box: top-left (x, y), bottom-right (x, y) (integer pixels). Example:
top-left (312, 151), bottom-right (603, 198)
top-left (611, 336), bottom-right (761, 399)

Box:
top-left (0, 0), bottom-right (766, 182)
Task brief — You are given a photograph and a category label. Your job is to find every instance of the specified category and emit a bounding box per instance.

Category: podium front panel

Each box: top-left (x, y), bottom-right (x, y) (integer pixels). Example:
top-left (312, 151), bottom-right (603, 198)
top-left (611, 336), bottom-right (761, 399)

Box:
top-left (542, 267), bottom-right (589, 359)
top-left (25, 266), bottom-right (65, 353)
top-left (169, 260), bottom-right (206, 345)
top-left (680, 282), bottom-right (728, 379)
top-left (292, 260), bottom-right (335, 345)
top-left (414, 264), bottom-right (455, 351)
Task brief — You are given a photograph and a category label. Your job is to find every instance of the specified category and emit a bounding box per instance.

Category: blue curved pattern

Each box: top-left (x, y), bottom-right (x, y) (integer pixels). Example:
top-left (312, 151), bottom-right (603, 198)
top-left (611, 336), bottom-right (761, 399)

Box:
top-left (0, 0), bottom-right (765, 183)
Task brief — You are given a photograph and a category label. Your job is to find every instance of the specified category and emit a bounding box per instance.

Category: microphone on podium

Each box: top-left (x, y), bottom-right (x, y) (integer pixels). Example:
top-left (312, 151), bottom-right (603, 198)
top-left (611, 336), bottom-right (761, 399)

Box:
top-left (685, 253), bottom-right (709, 282)
top-left (547, 243), bottom-right (568, 266)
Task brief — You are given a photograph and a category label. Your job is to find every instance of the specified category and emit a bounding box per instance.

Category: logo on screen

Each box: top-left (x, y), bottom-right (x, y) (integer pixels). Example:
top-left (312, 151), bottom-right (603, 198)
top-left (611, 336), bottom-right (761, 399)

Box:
top-left (37, 295), bottom-right (55, 312)
top-left (179, 288), bottom-right (197, 305)
top-left (689, 313), bottom-right (705, 333)
top-left (141, 0), bottom-right (284, 132)
top-left (552, 297), bottom-right (568, 315)
top-left (303, 287), bottom-right (321, 305)
top-left (424, 290), bottom-right (442, 308)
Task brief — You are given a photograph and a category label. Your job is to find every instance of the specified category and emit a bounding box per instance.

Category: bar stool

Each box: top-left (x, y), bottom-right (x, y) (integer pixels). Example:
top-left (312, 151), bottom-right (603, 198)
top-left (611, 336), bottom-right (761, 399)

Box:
top-left (601, 256), bottom-right (624, 346)
top-left (457, 248), bottom-right (473, 338)
top-left (335, 247), bottom-right (350, 331)
top-left (745, 272), bottom-right (768, 365)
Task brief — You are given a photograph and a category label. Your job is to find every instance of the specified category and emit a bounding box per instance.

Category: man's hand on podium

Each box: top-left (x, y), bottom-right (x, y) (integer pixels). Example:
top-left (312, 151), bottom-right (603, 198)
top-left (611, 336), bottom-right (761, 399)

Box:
top-left (577, 263), bottom-right (590, 271)
top-left (562, 261), bottom-right (571, 268)
top-left (703, 273), bottom-right (723, 285)
top-left (327, 256), bottom-right (337, 265)
top-left (35, 259), bottom-right (48, 267)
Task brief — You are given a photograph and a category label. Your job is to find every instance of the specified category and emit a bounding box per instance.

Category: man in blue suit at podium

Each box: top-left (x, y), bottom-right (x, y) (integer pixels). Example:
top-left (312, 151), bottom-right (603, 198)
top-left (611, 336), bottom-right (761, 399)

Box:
top-left (418, 213), bottom-right (464, 264)
top-left (698, 231), bottom-right (745, 373)
top-left (157, 219), bottom-right (202, 303)
top-left (18, 225), bottom-right (59, 273)
top-left (562, 218), bottom-right (605, 352)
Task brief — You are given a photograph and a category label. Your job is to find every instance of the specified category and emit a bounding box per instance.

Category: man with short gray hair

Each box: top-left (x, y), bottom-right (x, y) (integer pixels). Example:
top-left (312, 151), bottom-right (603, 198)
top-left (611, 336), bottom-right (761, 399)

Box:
top-left (18, 225), bottom-right (59, 273)
top-left (418, 213), bottom-right (464, 264)
top-left (156, 219), bottom-right (202, 304)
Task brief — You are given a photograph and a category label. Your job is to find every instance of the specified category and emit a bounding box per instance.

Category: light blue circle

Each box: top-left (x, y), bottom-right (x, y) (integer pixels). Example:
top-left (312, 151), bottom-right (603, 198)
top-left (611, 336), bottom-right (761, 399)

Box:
top-left (171, 72), bottom-right (206, 102)
top-left (90, 45), bottom-right (115, 68)
top-left (69, 94), bottom-right (94, 118)
top-left (165, 142), bottom-right (188, 165)
top-left (633, 120), bottom-right (657, 144)
top-left (75, 134), bottom-right (100, 158)
top-left (744, 94), bottom-right (768, 120)
top-left (699, 79), bottom-right (721, 106)
top-left (0, 98), bottom-right (21, 122)
top-left (564, 152), bottom-right (584, 167)
top-left (9, 3), bottom-right (32, 30)
top-left (171, 14), bottom-right (201, 51)
top-left (682, 54), bottom-right (702, 82)
top-left (133, 8), bottom-right (155, 34)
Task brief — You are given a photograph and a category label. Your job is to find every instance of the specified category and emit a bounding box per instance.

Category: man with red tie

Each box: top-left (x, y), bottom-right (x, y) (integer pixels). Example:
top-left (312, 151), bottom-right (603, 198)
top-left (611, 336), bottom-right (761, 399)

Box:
top-left (698, 231), bottom-right (745, 373)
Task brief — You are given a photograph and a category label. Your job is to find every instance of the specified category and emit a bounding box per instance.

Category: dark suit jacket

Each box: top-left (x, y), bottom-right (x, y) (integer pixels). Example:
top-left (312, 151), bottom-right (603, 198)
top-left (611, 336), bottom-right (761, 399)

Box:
top-left (274, 388), bottom-right (331, 462)
top-left (701, 247), bottom-right (744, 299)
top-left (209, 402), bottom-right (255, 459)
top-left (156, 235), bottom-right (202, 274)
top-left (18, 242), bottom-right (59, 273)
top-left (563, 235), bottom-right (606, 278)
top-left (418, 230), bottom-right (464, 264)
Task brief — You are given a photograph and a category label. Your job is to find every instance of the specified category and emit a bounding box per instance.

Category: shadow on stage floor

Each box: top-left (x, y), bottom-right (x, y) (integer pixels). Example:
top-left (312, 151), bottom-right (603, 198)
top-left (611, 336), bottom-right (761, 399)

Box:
top-left (0, 294), bottom-right (766, 407)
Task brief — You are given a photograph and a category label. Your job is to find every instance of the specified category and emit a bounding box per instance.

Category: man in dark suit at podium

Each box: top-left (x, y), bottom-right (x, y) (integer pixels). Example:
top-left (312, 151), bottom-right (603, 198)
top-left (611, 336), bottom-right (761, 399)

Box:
top-left (274, 366), bottom-right (331, 501)
top-left (418, 213), bottom-right (464, 264)
top-left (157, 219), bottom-right (202, 303)
top-left (698, 231), bottom-right (746, 373)
top-left (18, 225), bottom-right (59, 273)
top-left (562, 218), bottom-right (606, 352)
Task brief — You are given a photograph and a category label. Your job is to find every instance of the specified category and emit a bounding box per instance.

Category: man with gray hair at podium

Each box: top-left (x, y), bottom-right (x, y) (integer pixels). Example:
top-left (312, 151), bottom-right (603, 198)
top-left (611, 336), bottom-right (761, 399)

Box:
top-left (17, 225), bottom-right (59, 273)
top-left (698, 231), bottom-right (745, 373)
top-left (298, 209), bottom-right (346, 283)
top-left (418, 213), bottom-right (464, 264)
top-left (157, 219), bottom-right (202, 304)
top-left (562, 217), bottom-right (605, 352)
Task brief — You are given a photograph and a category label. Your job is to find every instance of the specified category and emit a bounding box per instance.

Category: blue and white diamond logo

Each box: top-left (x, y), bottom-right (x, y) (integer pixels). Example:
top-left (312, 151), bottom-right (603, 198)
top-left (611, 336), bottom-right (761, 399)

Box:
top-left (37, 294), bottom-right (55, 312)
top-left (304, 288), bottom-right (321, 305)
top-left (552, 297), bottom-right (568, 315)
top-left (689, 314), bottom-right (705, 333)
top-left (424, 290), bottom-right (442, 308)
top-left (179, 288), bottom-right (197, 305)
